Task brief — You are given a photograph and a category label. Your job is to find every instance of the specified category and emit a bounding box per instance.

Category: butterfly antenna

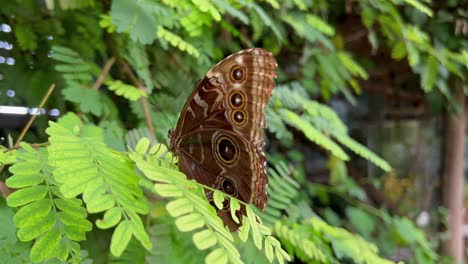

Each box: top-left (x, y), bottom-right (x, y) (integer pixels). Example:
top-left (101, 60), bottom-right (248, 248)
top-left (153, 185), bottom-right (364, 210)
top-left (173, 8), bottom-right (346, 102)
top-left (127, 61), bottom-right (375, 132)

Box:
top-left (149, 99), bottom-right (175, 130)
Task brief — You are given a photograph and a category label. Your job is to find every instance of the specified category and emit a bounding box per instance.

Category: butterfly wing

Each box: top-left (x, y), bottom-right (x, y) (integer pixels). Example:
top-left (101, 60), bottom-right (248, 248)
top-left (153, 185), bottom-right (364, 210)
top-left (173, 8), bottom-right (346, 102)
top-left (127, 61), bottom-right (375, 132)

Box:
top-left (170, 48), bottom-right (277, 230)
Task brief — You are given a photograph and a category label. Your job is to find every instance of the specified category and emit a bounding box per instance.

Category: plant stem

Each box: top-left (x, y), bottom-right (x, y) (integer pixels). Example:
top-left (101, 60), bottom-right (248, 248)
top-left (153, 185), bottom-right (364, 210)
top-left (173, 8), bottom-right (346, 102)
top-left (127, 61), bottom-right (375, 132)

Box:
top-left (92, 57), bottom-right (116, 90)
top-left (14, 84), bottom-right (55, 148)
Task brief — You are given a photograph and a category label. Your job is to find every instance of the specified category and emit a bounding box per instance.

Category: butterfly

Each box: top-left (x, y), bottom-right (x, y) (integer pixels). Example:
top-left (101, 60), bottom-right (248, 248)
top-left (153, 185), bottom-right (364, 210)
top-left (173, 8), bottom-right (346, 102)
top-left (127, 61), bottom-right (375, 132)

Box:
top-left (169, 48), bottom-right (277, 230)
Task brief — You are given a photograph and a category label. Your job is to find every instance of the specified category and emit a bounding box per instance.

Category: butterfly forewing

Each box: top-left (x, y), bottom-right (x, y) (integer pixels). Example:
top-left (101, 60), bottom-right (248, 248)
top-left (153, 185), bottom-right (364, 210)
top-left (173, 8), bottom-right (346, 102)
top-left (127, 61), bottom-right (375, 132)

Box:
top-left (170, 48), bottom-right (277, 231)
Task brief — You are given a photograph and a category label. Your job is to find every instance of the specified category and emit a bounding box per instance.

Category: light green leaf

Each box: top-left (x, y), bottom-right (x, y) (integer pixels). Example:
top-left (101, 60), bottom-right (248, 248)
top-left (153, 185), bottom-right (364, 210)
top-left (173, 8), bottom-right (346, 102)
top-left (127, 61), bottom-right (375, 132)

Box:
top-left (422, 55), bottom-right (438, 92)
top-left (213, 190), bottom-right (225, 210)
top-left (106, 80), bottom-right (147, 101)
top-left (280, 109), bottom-right (349, 161)
top-left (238, 217), bottom-right (250, 242)
top-left (6, 185), bottom-right (49, 207)
top-left (86, 194), bottom-right (116, 213)
top-left (96, 207), bottom-right (122, 229)
top-left (54, 198), bottom-right (87, 218)
top-left (127, 212), bottom-right (152, 250)
top-left (30, 228), bottom-right (61, 262)
top-left (306, 14), bottom-right (335, 36)
top-left (111, 0), bottom-right (157, 44)
top-left (264, 237), bottom-right (274, 262)
top-left (13, 198), bottom-right (52, 227)
top-left (229, 198), bottom-right (240, 224)
top-left (17, 213), bottom-right (56, 241)
top-left (154, 184), bottom-right (184, 197)
top-left (175, 213), bottom-right (205, 232)
top-left (51, 241), bottom-right (69, 261)
top-left (193, 229), bottom-right (217, 250)
top-left (135, 137), bottom-right (150, 154)
top-left (247, 206), bottom-right (262, 249)
top-left (110, 220), bottom-right (133, 257)
top-left (58, 211), bottom-right (93, 232)
top-left (391, 41), bottom-right (407, 60)
top-left (402, 0), bottom-right (433, 16)
top-left (166, 198), bottom-right (194, 217)
top-left (205, 248), bottom-right (228, 264)
top-left (7, 161), bottom-right (42, 175)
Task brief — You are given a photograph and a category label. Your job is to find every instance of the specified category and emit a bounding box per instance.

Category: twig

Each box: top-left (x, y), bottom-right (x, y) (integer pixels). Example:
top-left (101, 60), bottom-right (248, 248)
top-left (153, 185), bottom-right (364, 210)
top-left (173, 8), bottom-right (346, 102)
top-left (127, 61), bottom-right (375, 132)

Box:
top-left (118, 60), bottom-right (155, 135)
top-left (14, 84), bottom-right (55, 148)
top-left (92, 57), bottom-right (116, 90)
top-left (0, 181), bottom-right (11, 198)
top-left (140, 95), bottom-right (155, 135)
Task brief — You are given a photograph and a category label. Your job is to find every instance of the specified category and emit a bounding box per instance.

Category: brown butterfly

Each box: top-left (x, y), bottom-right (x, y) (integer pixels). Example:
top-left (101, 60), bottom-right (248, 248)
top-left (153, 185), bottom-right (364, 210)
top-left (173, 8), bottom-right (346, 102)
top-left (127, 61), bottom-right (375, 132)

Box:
top-left (169, 48), bottom-right (277, 231)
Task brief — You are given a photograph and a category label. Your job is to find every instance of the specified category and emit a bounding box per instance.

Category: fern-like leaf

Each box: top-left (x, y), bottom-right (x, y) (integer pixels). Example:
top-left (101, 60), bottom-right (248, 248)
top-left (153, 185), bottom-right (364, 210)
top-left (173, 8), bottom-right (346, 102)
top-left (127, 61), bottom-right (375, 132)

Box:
top-left (46, 113), bottom-right (151, 257)
top-left (106, 80), bottom-right (147, 101)
top-left (260, 162), bottom-right (300, 227)
top-left (279, 108), bottom-right (350, 161)
top-left (274, 221), bottom-right (329, 263)
top-left (130, 138), bottom-right (290, 264)
top-left (157, 27), bottom-right (200, 57)
top-left (6, 143), bottom-right (92, 263)
top-left (130, 140), bottom-right (241, 264)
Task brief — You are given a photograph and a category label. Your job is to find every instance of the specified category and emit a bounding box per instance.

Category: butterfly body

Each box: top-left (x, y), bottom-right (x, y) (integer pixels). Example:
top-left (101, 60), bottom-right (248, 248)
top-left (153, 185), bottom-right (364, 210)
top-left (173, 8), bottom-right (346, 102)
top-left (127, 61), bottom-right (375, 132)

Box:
top-left (170, 48), bottom-right (277, 230)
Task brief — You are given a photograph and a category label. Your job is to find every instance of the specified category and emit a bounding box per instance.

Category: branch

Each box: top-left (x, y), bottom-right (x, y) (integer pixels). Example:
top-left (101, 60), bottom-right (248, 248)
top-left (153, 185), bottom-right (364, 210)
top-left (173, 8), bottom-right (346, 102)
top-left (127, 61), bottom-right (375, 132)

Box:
top-left (92, 57), bottom-right (116, 90)
top-left (14, 84), bottom-right (55, 148)
top-left (118, 59), bottom-right (155, 136)
top-left (0, 180), bottom-right (11, 198)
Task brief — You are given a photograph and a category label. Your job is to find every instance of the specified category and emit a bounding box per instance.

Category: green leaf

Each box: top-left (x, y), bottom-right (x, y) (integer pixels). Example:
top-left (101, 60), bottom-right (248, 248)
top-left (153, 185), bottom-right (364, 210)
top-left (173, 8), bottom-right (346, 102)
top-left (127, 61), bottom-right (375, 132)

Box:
top-left (86, 194), bottom-right (116, 213)
top-left (175, 213), bottom-right (205, 232)
top-left (58, 211), bottom-right (93, 232)
top-left (280, 109), bottom-right (349, 161)
top-left (14, 24), bottom-right (37, 51)
top-left (247, 206), bottom-right (262, 249)
top-left (166, 198), bottom-right (194, 217)
top-left (30, 228), bottom-right (61, 262)
top-left (229, 198), bottom-right (240, 224)
top-left (306, 14), bottom-right (335, 36)
top-left (238, 218), bottom-right (250, 242)
top-left (421, 55), bottom-right (438, 92)
top-left (54, 198), bottom-right (87, 218)
top-left (337, 52), bottom-right (368, 79)
top-left (6, 185), bottom-right (48, 207)
top-left (110, 220), bottom-right (133, 257)
top-left (51, 241), bottom-right (69, 261)
top-left (5, 172), bottom-right (44, 188)
top-left (213, 190), bottom-right (225, 210)
top-left (264, 237), bottom-right (274, 262)
top-left (96, 207), bottom-right (122, 229)
top-left (193, 229), bottom-right (217, 250)
top-left (128, 212), bottom-right (152, 250)
top-left (391, 42), bottom-right (407, 60)
top-left (111, 0), bottom-right (157, 44)
top-left (334, 135), bottom-right (391, 172)
top-left (135, 137), bottom-right (150, 154)
top-left (157, 27), bottom-right (200, 57)
top-left (154, 184), bottom-right (184, 197)
top-left (17, 213), bottom-right (56, 241)
top-left (402, 0), bottom-right (433, 16)
top-left (205, 248), bottom-right (228, 264)
top-left (13, 198), bottom-right (52, 228)
top-left (62, 86), bottom-right (104, 116)
top-left (106, 80), bottom-right (147, 101)
top-left (346, 207), bottom-right (375, 238)
top-left (192, 0), bottom-right (222, 20)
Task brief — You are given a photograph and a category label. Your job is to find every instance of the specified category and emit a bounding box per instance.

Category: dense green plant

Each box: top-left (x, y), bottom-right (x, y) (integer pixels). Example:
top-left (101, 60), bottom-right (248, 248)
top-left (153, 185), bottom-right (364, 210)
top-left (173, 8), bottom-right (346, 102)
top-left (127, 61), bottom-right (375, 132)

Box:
top-left (1, 0), bottom-right (465, 263)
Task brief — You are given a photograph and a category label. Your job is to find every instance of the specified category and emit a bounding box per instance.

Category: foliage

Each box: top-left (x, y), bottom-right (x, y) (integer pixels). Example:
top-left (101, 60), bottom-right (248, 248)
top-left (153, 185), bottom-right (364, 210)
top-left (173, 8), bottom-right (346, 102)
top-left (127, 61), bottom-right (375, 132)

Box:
top-left (130, 138), bottom-right (289, 264)
top-left (1, 0), bottom-right (463, 263)
top-left (268, 83), bottom-right (391, 172)
top-left (6, 143), bottom-right (92, 263)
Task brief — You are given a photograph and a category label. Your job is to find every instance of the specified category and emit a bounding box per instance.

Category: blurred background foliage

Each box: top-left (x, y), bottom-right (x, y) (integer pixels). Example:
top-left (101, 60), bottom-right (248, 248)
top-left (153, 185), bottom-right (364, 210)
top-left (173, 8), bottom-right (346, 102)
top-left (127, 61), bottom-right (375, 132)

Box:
top-left (0, 0), bottom-right (467, 263)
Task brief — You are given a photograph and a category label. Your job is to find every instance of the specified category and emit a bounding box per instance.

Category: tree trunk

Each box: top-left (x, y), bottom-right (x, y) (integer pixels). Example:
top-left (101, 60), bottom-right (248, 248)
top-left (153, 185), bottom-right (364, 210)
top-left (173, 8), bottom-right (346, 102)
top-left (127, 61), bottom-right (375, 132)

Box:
top-left (442, 79), bottom-right (466, 263)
